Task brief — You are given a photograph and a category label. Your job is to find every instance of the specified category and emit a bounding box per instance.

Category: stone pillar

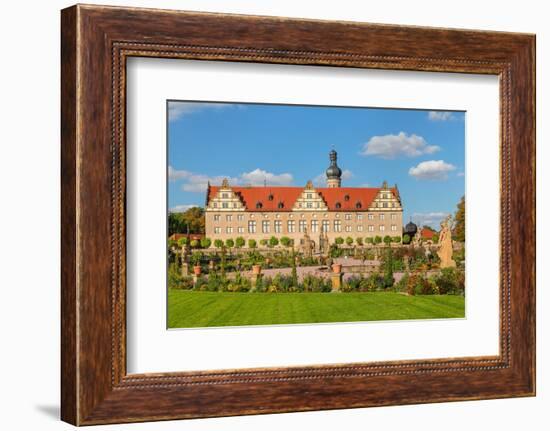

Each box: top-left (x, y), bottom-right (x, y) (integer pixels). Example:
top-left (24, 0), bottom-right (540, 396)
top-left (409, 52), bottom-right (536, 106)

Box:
top-left (331, 273), bottom-right (343, 292)
top-left (181, 262), bottom-right (189, 276)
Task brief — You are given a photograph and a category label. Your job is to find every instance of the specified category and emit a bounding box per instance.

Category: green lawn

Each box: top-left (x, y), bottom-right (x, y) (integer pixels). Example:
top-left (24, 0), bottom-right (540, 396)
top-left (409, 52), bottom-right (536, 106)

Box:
top-left (168, 290), bottom-right (465, 328)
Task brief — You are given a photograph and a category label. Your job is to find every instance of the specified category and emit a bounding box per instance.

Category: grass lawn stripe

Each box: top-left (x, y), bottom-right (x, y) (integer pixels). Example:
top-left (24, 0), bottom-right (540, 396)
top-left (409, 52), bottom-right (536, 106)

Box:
top-left (168, 290), bottom-right (465, 328)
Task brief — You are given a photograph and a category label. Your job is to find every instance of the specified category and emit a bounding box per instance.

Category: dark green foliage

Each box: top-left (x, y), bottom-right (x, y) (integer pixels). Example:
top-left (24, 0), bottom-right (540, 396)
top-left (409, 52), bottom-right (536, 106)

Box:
top-left (345, 236), bottom-right (354, 246)
top-left (214, 239), bottom-right (224, 248)
top-left (269, 236), bottom-right (279, 247)
top-left (383, 247), bottom-right (394, 288)
top-left (453, 195), bottom-right (466, 242)
top-left (235, 236), bottom-right (245, 248)
top-left (374, 235), bottom-right (382, 244)
top-left (225, 238), bottom-right (234, 248)
top-left (402, 234), bottom-right (411, 244)
top-left (248, 238), bottom-right (257, 249)
top-left (168, 207), bottom-right (205, 236)
top-left (433, 267), bottom-right (465, 295)
top-left (200, 237), bottom-right (211, 248)
top-left (335, 237), bottom-right (344, 245)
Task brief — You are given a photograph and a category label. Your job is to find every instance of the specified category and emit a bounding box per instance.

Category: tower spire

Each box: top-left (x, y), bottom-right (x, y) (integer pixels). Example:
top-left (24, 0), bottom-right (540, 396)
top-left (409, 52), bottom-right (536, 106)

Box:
top-left (325, 149), bottom-right (342, 188)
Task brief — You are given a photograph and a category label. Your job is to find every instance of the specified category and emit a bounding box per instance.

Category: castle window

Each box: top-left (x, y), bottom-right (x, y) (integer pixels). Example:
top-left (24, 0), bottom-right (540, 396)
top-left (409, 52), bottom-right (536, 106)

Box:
top-left (222, 202), bottom-right (228, 209)
top-left (368, 213), bottom-right (374, 220)
top-left (345, 225), bottom-right (352, 232)
top-left (356, 202), bottom-right (362, 209)
top-left (226, 227), bottom-right (233, 234)
top-left (357, 214), bottom-right (364, 220)
top-left (238, 227), bottom-right (244, 233)
top-left (214, 227), bottom-right (221, 234)
top-left (368, 225), bottom-right (374, 232)
top-left (248, 220), bottom-right (256, 233)
top-left (212, 203), bottom-right (217, 208)
top-left (345, 213), bottom-right (352, 220)
top-left (334, 220), bottom-right (342, 232)
top-left (237, 214), bottom-right (244, 221)
top-left (380, 214), bottom-right (385, 220)
top-left (335, 202), bottom-right (342, 209)
top-left (256, 202), bottom-right (263, 209)
top-left (391, 225), bottom-right (397, 231)
top-left (274, 220), bottom-right (282, 233)
top-left (307, 193), bottom-right (313, 199)
top-left (268, 194), bottom-right (274, 201)
top-left (391, 213), bottom-right (397, 220)
top-left (288, 220), bottom-right (296, 233)
top-left (226, 214), bottom-right (232, 222)
top-left (214, 214), bottom-right (220, 221)
top-left (311, 220), bottom-right (318, 233)
top-left (344, 194), bottom-right (350, 201)
top-left (380, 225), bottom-right (386, 232)
top-left (262, 220), bottom-right (270, 234)
top-left (357, 225), bottom-right (364, 232)
top-left (322, 220), bottom-right (330, 232)
top-left (299, 220), bottom-right (307, 232)
top-left (278, 202), bottom-right (284, 209)
top-left (307, 202), bottom-right (313, 209)
top-left (383, 202), bottom-right (388, 208)
top-left (222, 193), bottom-right (228, 198)
top-left (233, 203), bottom-right (238, 208)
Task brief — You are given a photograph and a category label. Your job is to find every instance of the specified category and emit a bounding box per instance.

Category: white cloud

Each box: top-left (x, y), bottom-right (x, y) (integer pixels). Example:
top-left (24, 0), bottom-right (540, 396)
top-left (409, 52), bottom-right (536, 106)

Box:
top-left (411, 212), bottom-right (449, 229)
top-left (169, 166), bottom-right (294, 192)
top-left (169, 204), bottom-right (199, 213)
top-left (312, 169), bottom-right (353, 186)
top-left (168, 166), bottom-right (191, 181)
top-left (428, 111), bottom-right (454, 121)
top-left (168, 102), bottom-right (240, 122)
top-left (409, 160), bottom-right (456, 180)
top-left (360, 132), bottom-right (440, 159)
top-left (239, 168), bottom-right (293, 186)
top-left (457, 171), bottom-right (465, 177)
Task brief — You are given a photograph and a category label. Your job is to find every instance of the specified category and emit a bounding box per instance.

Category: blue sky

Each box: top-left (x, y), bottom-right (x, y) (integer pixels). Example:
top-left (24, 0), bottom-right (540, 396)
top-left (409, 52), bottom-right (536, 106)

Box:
top-left (168, 101), bottom-right (465, 229)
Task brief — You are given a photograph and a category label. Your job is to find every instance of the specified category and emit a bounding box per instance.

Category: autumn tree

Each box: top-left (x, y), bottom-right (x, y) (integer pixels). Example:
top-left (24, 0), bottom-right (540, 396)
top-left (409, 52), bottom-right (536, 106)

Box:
top-left (453, 195), bottom-right (466, 242)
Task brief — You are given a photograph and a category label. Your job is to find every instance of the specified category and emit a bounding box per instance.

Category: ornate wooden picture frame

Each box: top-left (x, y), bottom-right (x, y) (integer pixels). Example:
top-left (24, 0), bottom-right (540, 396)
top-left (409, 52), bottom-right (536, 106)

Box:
top-left (61, 4), bottom-right (535, 425)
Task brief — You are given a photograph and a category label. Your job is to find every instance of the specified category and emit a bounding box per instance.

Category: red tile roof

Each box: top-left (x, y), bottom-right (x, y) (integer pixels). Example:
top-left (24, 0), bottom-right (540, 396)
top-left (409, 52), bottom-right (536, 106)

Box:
top-left (207, 185), bottom-right (397, 212)
top-left (421, 228), bottom-right (437, 239)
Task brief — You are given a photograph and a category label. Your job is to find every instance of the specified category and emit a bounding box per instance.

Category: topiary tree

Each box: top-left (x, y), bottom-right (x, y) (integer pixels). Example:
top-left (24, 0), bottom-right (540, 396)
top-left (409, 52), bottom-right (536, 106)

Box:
top-left (383, 248), bottom-right (394, 288)
top-left (335, 237), bottom-right (344, 245)
top-left (190, 239), bottom-right (199, 248)
top-left (345, 236), bottom-right (354, 246)
top-left (269, 236), bottom-right (279, 247)
top-left (248, 238), bottom-right (257, 249)
top-left (214, 239), bottom-right (224, 249)
top-left (365, 237), bottom-right (373, 245)
top-left (374, 235), bottom-right (382, 245)
top-left (280, 236), bottom-right (292, 247)
top-left (200, 237), bottom-right (211, 249)
top-left (383, 235), bottom-right (392, 246)
top-left (356, 237), bottom-right (363, 246)
top-left (402, 234), bottom-right (411, 245)
top-left (260, 238), bottom-right (268, 247)
top-left (225, 238), bottom-right (234, 248)
top-left (235, 236), bottom-right (245, 248)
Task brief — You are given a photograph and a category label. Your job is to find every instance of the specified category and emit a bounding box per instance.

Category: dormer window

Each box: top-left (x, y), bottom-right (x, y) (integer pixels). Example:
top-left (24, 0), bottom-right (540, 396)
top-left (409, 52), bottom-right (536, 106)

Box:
top-left (335, 202), bottom-right (342, 209)
top-left (344, 194), bottom-right (350, 201)
top-left (278, 202), bottom-right (284, 209)
top-left (356, 202), bottom-right (362, 209)
top-left (268, 194), bottom-right (274, 201)
top-left (256, 202), bottom-right (263, 209)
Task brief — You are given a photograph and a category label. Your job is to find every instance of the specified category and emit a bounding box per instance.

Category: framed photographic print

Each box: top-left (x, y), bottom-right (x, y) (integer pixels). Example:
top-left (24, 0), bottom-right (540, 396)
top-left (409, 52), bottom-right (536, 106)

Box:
top-left (61, 4), bottom-right (535, 425)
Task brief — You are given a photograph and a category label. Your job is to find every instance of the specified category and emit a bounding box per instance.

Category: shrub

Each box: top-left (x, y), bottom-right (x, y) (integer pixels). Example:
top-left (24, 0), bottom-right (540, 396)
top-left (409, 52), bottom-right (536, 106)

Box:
top-left (280, 236), bottom-right (292, 247)
top-left (374, 235), bottom-right (382, 245)
top-left (235, 236), bottom-right (245, 248)
top-left (190, 239), bottom-right (199, 248)
top-left (248, 238), bottom-right (257, 249)
top-left (200, 237), bottom-right (211, 248)
top-left (190, 251), bottom-right (202, 267)
top-left (356, 237), bottom-right (363, 246)
top-left (407, 273), bottom-right (436, 295)
top-left (225, 238), bottom-right (234, 248)
top-left (260, 239), bottom-right (268, 247)
top-left (177, 237), bottom-right (188, 247)
top-left (168, 263), bottom-right (183, 289)
top-left (394, 272), bottom-right (409, 293)
top-left (364, 237), bottom-right (374, 245)
top-left (402, 234), bottom-right (411, 245)
top-left (434, 267), bottom-right (465, 295)
top-left (345, 236), bottom-right (354, 246)
top-left (383, 235), bottom-right (392, 246)
top-left (269, 236), bottom-right (279, 247)
top-left (383, 248), bottom-right (394, 288)
top-left (335, 237), bottom-right (344, 245)
top-left (392, 236), bottom-right (402, 243)
top-left (193, 275), bottom-right (208, 291)
top-left (214, 239), bottom-right (224, 249)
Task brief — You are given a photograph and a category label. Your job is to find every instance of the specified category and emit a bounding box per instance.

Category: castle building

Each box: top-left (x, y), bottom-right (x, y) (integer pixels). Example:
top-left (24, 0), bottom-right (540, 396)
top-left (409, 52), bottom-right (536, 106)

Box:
top-left (204, 150), bottom-right (403, 248)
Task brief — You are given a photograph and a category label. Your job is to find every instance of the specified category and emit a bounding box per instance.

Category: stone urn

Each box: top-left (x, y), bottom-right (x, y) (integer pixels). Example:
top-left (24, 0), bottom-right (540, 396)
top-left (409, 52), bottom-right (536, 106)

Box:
top-left (252, 264), bottom-right (262, 275)
top-left (332, 263), bottom-right (342, 274)
top-left (193, 265), bottom-right (202, 275)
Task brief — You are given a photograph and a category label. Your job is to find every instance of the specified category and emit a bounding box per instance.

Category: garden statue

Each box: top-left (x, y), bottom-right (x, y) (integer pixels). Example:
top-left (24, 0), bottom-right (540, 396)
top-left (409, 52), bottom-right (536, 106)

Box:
top-left (318, 230), bottom-right (330, 256)
top-left (437, 215), bottom-right (456, 268)
top-left (301, 228), bottom-right (313, 259)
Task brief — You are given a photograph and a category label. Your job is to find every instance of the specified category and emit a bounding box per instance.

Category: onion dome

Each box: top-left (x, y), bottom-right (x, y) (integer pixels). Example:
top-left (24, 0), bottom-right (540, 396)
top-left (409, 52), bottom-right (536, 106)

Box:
top-left (326, 149), bottom-right (342, 179)
top-left (404, 221), bottom-right (418, 236)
